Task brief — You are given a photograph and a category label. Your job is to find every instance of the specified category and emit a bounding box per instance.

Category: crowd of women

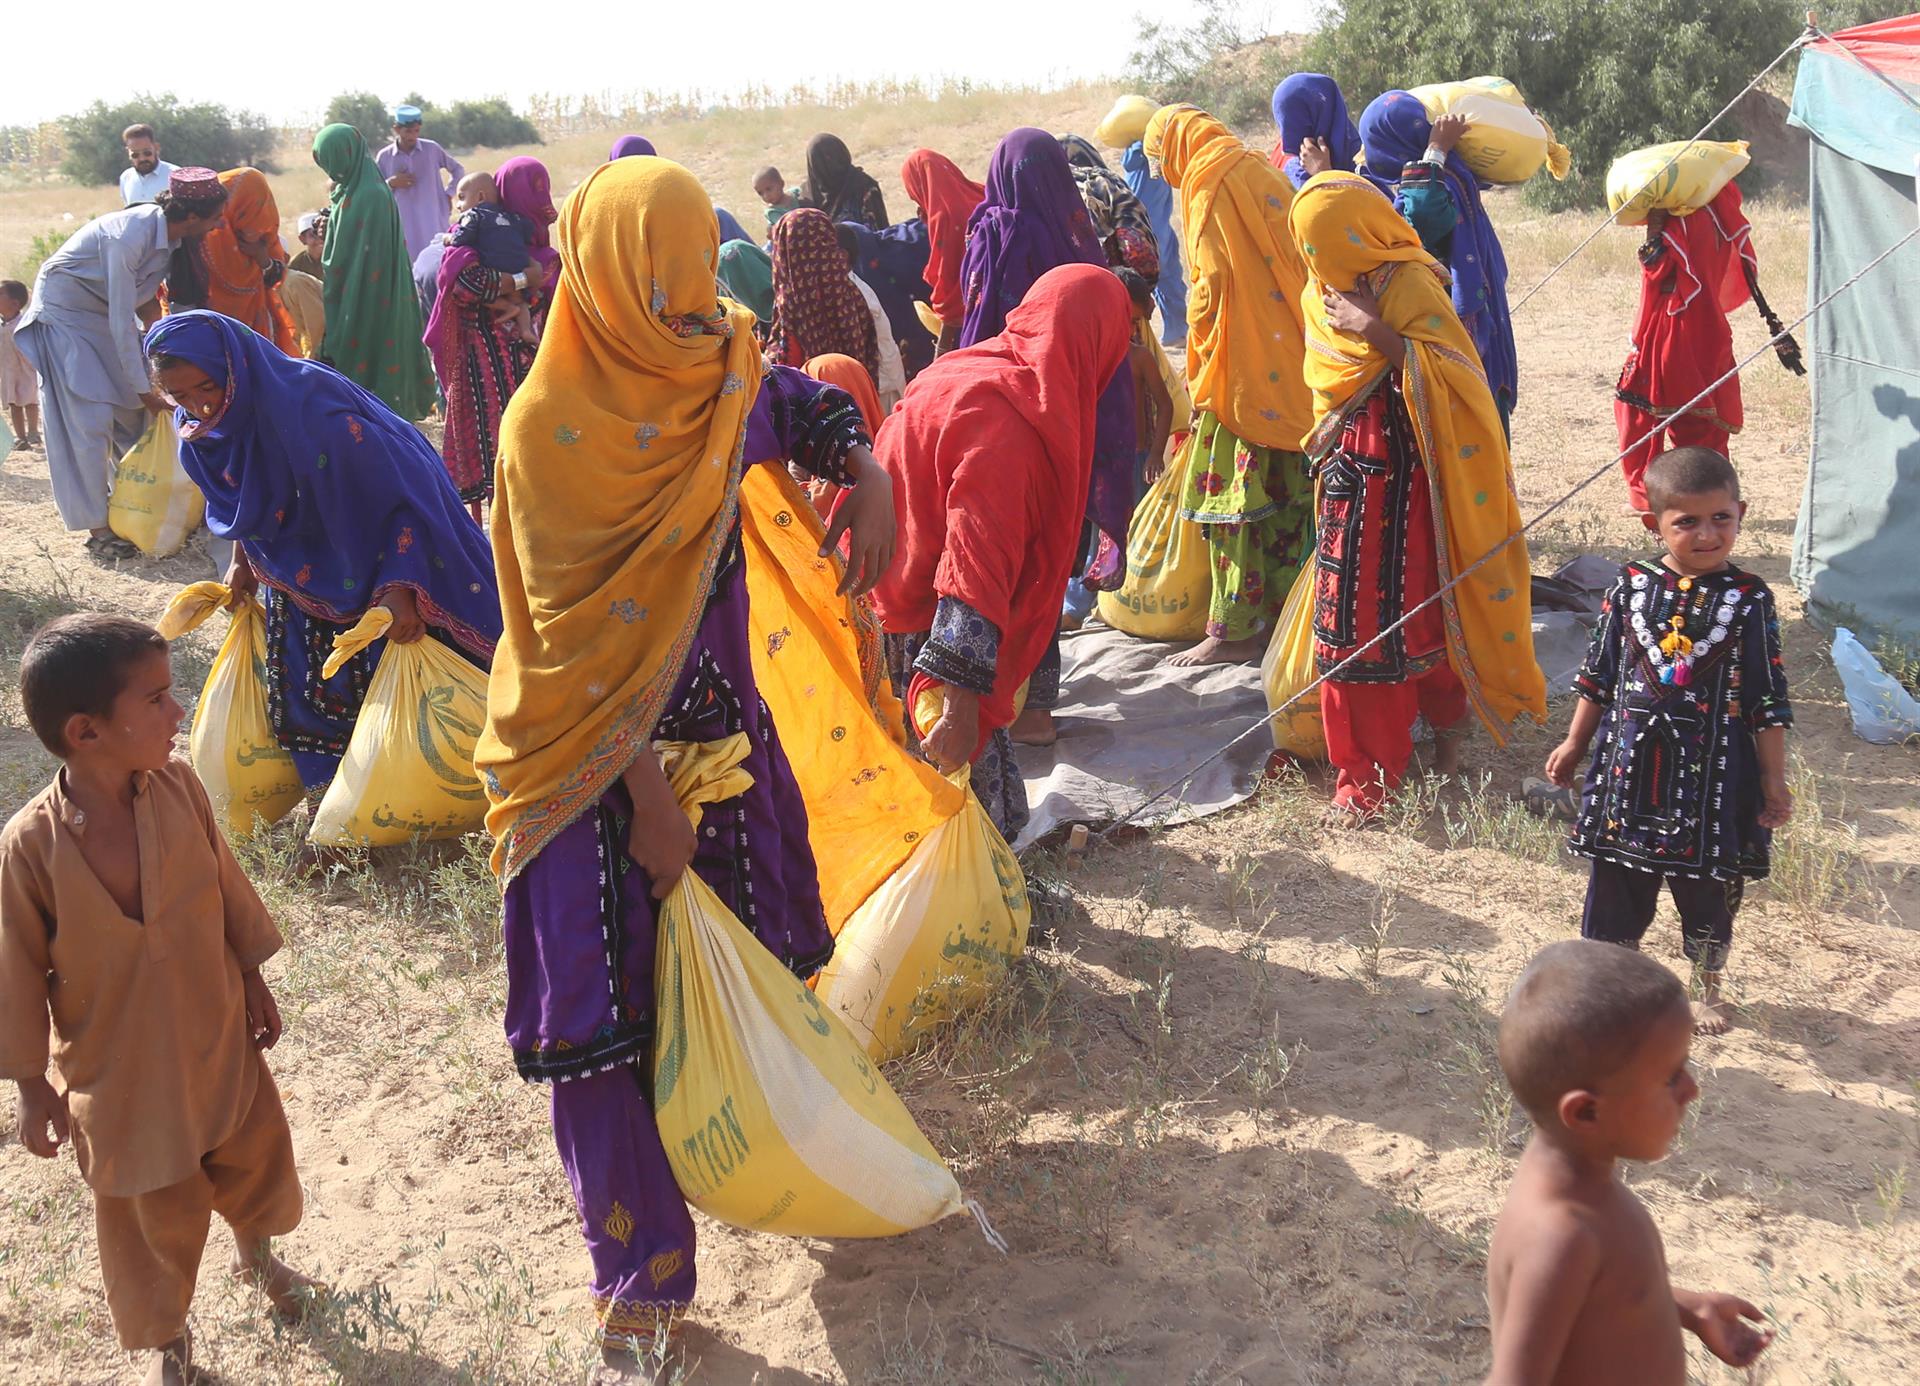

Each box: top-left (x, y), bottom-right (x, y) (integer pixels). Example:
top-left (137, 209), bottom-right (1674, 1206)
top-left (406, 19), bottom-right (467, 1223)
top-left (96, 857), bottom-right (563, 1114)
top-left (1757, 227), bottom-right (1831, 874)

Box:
top-left (80, 67), bottom-right (1810, 1375)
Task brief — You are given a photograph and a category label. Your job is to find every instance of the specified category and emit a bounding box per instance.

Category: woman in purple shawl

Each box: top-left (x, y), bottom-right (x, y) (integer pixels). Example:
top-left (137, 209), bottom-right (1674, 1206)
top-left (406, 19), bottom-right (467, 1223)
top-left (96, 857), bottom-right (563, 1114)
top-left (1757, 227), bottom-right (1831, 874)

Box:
top-left (609, 134), bottom-right (656, 159)
top-left (1270, 73), bottom-right (1362, 189)
top-left (144, 310), bottom-right (501, 790)
top-left (424, 156), bottom-right (559, 512)
top-left (958, 126), bottom-right (1138, 743)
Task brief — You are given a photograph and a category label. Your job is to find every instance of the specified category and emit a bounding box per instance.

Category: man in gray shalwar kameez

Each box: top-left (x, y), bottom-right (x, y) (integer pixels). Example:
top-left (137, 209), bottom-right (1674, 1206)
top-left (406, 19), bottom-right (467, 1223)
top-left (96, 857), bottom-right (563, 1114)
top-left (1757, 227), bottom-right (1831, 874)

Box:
top-left (14, 168), bottom-right (227, 557)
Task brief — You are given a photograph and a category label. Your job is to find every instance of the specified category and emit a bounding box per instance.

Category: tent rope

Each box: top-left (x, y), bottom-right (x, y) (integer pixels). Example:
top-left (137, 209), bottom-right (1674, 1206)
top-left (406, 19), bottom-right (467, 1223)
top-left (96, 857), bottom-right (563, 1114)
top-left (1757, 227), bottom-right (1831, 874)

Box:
top-left (1507, 26), bottom-right (1816, 318)
top-left (1091, 219), bottom-right (1920, 842)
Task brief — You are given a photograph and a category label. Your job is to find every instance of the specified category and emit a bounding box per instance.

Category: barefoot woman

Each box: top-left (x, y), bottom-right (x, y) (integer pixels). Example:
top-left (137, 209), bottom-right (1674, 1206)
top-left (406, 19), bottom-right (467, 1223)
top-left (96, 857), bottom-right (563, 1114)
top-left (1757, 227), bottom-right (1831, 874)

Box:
top-left (475, 156), bottom-right (893, 1374)
top-left (1145, 104), bottom-right (1316, 668)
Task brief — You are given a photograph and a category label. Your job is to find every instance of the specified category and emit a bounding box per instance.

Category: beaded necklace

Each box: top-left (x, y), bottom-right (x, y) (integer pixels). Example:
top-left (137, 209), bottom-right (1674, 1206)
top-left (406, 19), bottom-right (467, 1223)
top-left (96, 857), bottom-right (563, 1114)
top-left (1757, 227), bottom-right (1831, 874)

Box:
top-left (1626, 567), bottom-right (1743, 687)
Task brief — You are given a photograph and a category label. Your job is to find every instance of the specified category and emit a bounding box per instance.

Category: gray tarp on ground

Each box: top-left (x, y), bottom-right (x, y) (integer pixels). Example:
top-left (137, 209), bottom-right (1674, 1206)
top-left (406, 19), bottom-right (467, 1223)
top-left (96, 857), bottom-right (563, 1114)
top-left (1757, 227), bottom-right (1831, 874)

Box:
top-left (1788, 43), bottom-right (1920, 640)
top-left (1013, 624), bottom-right (1270, 849)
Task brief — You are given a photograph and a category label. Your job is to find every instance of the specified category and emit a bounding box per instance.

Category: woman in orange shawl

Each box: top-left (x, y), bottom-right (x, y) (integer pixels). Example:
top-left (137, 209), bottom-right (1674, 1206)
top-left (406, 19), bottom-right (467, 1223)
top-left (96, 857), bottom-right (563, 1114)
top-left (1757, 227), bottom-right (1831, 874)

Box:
top-left (899, 149), bottom-right (985, 354)
top-left (1144, 104), bottom-right (1316, 668)
top-left (474, 156), bottom-right (897, 1364)
top-left (799, 352), bottom-right (884, 517)
top-left (1289, 171), bottom-right (1545, 817)
top-left (176, 168), bottom-right (298, 353)
top-left (871, 263), bottom-right (1133, 840)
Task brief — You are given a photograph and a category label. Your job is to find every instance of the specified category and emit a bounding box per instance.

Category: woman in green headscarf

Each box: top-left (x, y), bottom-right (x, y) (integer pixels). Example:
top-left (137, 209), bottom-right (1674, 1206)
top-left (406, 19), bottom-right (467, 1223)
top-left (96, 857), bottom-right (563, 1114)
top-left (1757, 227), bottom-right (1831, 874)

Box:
top-left (716, 239), bottom-right (775, 327)
top-left (311, 123), bottom-right (437, 420)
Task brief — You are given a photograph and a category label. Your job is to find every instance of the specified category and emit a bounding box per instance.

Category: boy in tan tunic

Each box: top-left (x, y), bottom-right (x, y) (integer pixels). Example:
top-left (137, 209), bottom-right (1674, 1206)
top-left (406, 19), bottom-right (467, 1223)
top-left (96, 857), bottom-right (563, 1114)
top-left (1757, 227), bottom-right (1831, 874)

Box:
top-left (1, 614), bottom-right (311, 1385)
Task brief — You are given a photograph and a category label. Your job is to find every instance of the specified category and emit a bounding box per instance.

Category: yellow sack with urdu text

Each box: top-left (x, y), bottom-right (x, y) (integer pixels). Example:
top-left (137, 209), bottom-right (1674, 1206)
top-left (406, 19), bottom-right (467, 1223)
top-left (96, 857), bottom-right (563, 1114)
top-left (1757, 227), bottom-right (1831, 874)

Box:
top-left (1260, 563), bottom-right (1326, 762)
top-left (158, 582), bottom-right (305, 838)
top-left (1097, 95), bottom-right (1158, 150)
top-left (1405, 77), bottom-right (1572, 185)
top-left (307, 607), bottom-right (489, 847)
top-left (1097, 455), bottom-right (1211, 642)
top-left (652, 733), bottom-right (1001, 1244)
top-left (1606, 140), bottom-right (1750, 226)
top-left (110, 419), bottom-right (205, 557)
top-left (814, 759), bottom-right (1030, 1061)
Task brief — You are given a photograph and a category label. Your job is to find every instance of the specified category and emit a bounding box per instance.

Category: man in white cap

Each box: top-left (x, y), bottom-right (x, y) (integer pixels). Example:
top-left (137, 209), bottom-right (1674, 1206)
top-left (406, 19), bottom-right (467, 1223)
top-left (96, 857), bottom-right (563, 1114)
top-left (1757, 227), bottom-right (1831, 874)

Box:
top-left (374, 103), bottom-right (464, 262)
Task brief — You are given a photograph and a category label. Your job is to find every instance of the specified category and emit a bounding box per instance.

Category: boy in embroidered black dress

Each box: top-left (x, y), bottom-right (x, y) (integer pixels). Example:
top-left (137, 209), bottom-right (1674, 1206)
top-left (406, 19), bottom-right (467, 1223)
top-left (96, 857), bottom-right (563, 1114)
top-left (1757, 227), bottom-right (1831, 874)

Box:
top-left (1544, 448), bottom-right (1793, 1035)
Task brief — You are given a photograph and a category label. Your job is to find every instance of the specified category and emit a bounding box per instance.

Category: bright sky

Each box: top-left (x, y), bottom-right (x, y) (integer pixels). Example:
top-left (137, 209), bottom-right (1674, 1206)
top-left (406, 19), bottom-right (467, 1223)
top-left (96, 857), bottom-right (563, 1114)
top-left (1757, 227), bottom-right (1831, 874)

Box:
top-left (5, 2), bottom-right (1318, 127)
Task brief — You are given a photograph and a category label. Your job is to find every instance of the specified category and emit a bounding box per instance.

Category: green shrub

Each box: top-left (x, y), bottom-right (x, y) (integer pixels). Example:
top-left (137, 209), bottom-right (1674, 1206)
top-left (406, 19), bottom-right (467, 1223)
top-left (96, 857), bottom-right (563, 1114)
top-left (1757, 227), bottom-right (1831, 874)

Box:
top-left (1303, 0), bottom-right (1806, 209)
top-left (322, 91), bottom-right (540, 154)
top-left (323, 90), bottom-right (394, 150)
top-left (58, 94), bottom-right (276, 187)
top-left (16, 227), bottom-right (75, 282)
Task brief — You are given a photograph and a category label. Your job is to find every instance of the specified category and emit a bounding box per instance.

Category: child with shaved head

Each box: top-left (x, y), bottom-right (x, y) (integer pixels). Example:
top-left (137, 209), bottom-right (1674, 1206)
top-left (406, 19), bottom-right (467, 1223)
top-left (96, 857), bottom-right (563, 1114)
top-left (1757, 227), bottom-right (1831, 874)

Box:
top-left (1484, 939), bottom-right (1771, 1385)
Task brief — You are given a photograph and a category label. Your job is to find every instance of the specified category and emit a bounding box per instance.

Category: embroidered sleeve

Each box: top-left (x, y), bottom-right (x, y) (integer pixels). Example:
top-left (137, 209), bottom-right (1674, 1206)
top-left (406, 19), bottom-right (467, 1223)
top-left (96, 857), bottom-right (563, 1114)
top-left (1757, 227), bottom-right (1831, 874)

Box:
top-left (1573, 574), bottom-right (1629, 704)
top-left (1739, 583), bottom-right (1793, 731)
top-left (450, 264), bottom-right (503, 305)
top-left (762, 364), bottom-right (871, 486)
top-left (913, 596), bottom-right (1000, 696)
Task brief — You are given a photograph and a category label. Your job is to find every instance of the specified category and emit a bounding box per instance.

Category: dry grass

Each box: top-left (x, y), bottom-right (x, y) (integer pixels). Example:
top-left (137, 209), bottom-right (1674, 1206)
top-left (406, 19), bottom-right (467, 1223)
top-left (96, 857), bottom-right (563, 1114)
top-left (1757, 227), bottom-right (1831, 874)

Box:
top-left (2, 86), bottom-right (1917, 1386)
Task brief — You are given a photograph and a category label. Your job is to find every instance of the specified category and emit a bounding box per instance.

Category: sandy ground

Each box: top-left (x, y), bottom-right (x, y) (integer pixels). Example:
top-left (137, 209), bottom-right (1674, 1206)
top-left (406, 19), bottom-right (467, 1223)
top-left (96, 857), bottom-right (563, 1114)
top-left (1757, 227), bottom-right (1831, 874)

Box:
top-left (1, 98), bottom-right (1917, 1386)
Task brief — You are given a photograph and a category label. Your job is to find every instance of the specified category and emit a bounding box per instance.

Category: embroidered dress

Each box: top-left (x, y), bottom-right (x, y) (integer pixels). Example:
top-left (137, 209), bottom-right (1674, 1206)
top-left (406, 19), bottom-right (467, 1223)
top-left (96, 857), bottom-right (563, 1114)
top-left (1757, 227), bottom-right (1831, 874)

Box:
top-left (1176, 409), bottom-right (1312, 640)
top-left (500, 365), bottom-right (862, 1345)
top-left (430, 266), bottom-right (534, 503)
top-left (1568, 559), bottom-right (1792, 881)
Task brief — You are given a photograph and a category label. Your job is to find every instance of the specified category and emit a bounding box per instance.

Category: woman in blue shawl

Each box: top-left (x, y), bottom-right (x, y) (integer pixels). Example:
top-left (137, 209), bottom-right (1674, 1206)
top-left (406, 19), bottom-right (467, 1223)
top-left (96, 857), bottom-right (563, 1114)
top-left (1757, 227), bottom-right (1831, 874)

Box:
top-left (713, 206), bottom-right (752, 246)
top-left (1358, 90), bottom-right (1519, 430)
top-left (957, 126), bottom-right (1139, 744)
top-left (144, 310), bottom-right (502, 788)
top-left (1119, 139), bottom-right (1185, 347)
top-left (834, 218), bottom-right (935, 378)
top-left (1270, 73), bottom-right (1362, 189)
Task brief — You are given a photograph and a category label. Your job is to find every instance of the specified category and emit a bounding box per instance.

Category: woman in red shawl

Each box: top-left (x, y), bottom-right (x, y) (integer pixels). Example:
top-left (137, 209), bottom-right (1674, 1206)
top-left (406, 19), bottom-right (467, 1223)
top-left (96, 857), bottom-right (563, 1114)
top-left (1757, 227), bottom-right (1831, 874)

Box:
top-left (770, 208), bottom-right (880, 383)
top-left (424, 156), bottom-right (560, 515)
top-left (1614, 183), bottom-right (1801, 510)
top-left (900, 149), bottom-right (985, 354)
top-left (872, 263), bottom-right (1133, 840)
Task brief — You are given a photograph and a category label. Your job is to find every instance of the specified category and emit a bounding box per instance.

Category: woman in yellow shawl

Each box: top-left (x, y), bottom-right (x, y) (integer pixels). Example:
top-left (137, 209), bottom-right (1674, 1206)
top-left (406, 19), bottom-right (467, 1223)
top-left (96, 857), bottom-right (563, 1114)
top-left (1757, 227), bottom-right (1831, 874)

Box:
top-left (474, 156), bottom-right (897, 1364)
top-left (1145, 103), bottom-right (1316, 667)
top-left (1289, 171), bottom-right (1544, 817)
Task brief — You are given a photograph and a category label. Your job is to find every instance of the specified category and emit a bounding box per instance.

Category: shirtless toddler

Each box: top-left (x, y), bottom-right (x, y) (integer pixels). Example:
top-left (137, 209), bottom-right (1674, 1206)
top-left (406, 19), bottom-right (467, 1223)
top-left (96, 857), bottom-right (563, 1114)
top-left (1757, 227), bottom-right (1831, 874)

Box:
top-left (1485, 939), bottom-right (1771, 1384)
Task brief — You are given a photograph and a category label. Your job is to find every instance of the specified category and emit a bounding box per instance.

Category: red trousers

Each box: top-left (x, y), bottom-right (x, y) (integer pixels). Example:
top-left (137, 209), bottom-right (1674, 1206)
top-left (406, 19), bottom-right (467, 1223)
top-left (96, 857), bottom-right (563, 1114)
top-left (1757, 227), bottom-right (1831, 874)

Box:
top-left (1321, 662), bottom-right (1468, 814)
top-left (1614, 400), bottom-right (1730, 511)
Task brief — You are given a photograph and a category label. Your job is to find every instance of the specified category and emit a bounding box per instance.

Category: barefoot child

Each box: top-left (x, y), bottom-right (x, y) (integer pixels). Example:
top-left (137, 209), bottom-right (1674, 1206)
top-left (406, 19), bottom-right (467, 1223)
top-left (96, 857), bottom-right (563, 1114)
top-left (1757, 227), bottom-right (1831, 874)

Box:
top-left (1488, 939), bottom-right (1774, 1383)
top-left (1, 615), bottom-right (312, 1385)
top-left (449, 171), bottom-right (540, 345)
top-left (0, 280), bottom-right (40, 450)
top-left (1545, 448), bottom-right (1792, 1034)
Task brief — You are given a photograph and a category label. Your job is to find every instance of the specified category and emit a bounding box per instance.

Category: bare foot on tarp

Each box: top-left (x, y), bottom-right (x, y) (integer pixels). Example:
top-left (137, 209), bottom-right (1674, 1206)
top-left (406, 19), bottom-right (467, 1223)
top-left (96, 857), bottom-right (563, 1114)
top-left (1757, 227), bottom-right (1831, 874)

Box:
top-left (1009, 707), bottom-right (1057, 747)
top-left (1164, 634), bottom-right (1264, 668)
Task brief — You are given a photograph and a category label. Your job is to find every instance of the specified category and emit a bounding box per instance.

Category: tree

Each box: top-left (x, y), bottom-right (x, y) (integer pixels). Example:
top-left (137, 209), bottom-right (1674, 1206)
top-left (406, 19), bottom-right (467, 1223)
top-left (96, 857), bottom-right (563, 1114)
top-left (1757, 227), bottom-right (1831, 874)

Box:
top-left (323, 90), bottom-right (393, 150)
top-left (1303, 0), bottom-right (1806, 207)
top-left (59, 94), bottom-right (276, 186)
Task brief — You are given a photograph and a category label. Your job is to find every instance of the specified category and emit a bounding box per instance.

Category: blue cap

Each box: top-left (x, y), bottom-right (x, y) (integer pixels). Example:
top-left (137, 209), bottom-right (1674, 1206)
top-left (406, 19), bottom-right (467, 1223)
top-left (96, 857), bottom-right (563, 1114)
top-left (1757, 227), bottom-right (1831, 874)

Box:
top-left (394, 104), bottom-right (423, 126)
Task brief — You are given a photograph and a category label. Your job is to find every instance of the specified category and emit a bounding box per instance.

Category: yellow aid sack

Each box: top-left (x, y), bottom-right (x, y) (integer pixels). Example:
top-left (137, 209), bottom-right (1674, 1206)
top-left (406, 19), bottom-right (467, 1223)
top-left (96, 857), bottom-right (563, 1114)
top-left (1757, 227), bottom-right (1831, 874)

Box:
top-left (1606, 140), bottom-right (1750, 226)
top-left (1096, 94), bottom-right (1158, 150)
top-left (1097, 452), bottom-right (1211, 642)
top-left (814, 760), bottom-right (1030, 1061)
top-left (110, 419), bottom-right (205, 557)
top-left (159, 582), bottom-right (305, 838)
top-left (652, 734), bottom-right (999, 1243)
top-left (307, 607), bottom-right (489, 847)
top-left (1405, 77), bottom-right (1573, 185)
top-left (1261, 563), bottom-right (1326, 762)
